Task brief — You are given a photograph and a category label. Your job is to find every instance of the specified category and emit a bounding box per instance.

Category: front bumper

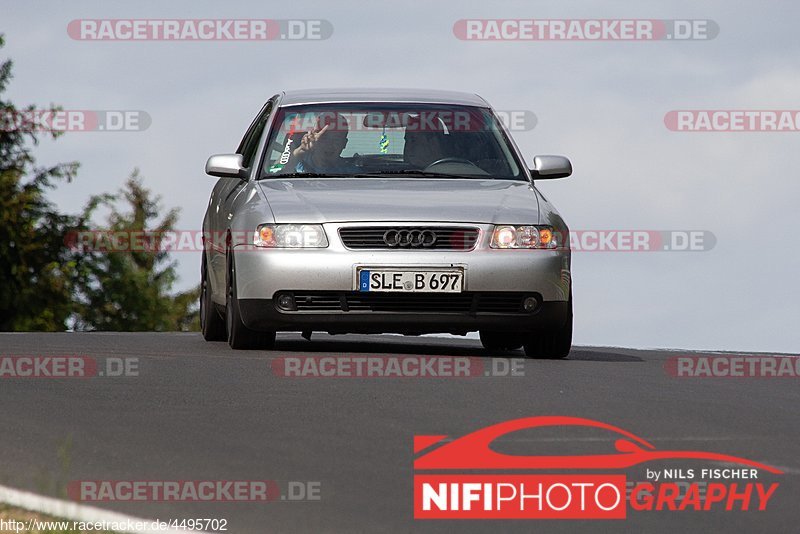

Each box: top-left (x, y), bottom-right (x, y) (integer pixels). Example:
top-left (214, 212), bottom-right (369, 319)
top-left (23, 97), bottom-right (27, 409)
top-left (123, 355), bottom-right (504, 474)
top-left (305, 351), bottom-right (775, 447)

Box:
top-left (239, 296), bottom-right (568, 334)
top-left (232, 222), bottom-right (570, 334)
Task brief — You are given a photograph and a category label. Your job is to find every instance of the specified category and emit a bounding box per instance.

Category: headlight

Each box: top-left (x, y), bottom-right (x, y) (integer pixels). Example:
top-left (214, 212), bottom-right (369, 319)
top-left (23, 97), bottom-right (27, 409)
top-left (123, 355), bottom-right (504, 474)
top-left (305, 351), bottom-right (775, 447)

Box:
top-left (490, 225), bottom-right (558, 249)
top-left (253, 224), bottom-right (328, 248)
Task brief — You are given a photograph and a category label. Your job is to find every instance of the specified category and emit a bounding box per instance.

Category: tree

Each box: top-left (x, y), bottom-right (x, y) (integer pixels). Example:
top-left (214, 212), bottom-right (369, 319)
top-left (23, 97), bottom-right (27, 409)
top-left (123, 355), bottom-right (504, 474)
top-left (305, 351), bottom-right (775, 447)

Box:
top-left (0, 34), bottom-right (82, 331)
top-left (72, 171), bottom-right (199, 331)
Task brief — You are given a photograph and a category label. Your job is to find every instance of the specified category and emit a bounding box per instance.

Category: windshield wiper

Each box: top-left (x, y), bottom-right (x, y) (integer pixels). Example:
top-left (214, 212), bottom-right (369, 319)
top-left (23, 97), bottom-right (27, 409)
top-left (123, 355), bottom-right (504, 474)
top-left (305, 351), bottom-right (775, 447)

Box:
top-left (351, 170), bottom-right (479, 179)
top-left (259, 172), bottom-right (351, 179)
top-left (260, 170), bottom-right (486, 180)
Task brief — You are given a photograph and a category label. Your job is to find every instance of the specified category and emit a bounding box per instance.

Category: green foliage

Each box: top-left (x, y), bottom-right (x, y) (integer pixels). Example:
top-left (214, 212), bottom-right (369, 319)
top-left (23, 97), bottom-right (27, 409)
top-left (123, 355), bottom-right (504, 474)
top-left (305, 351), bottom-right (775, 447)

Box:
top-left (0, 34), bottom-right (81, 331)
top-left (73, 172), bottom-right (200, 331)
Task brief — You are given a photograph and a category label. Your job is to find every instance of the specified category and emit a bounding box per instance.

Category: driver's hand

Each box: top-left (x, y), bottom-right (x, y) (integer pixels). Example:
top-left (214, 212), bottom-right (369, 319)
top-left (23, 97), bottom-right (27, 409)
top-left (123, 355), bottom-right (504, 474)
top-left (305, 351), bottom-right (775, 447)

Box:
top-left (292, 124), bottom-right (329, 158)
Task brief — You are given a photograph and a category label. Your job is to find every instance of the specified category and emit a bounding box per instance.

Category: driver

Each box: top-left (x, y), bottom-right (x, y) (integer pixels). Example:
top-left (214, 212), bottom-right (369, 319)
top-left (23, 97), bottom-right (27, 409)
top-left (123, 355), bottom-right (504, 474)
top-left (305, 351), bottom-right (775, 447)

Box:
top-left (289, 112), bottom-right (359, 174)
top-left (403, 114), bottom-right (448, 169)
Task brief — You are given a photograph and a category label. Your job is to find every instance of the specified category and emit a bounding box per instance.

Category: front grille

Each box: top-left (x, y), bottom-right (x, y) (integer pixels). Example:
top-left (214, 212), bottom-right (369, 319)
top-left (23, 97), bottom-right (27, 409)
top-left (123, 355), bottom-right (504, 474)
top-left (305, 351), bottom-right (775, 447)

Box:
top-left (285, 291), bottom-right (535, 314)
top-left (338, 226), bottom-right (479, 250)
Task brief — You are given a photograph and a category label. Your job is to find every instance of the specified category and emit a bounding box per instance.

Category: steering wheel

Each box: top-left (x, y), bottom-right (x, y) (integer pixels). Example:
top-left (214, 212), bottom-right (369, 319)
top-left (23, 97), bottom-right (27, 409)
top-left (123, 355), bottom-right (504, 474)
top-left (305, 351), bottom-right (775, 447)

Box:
top-left (425, 157), bottom-right (475, 169)
top-left (424, 157), bottom-right (488, 176)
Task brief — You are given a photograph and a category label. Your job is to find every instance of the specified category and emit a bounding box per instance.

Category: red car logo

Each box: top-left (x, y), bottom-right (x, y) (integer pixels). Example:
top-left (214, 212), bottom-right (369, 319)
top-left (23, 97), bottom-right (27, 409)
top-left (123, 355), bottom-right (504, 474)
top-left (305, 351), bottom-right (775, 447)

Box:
top-left (414, 416), bottom-right (782, 473)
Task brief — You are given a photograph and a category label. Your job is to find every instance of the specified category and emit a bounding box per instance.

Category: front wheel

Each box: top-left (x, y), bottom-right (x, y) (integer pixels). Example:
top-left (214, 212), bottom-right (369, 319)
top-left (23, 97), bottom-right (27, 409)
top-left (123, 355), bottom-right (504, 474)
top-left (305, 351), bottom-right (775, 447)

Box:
top-left (200, 254), bottom-right (226, 341)
top-left (523, 293), bottom-right (572, 360)
top-left (226, 251), bottom-right (276, 350)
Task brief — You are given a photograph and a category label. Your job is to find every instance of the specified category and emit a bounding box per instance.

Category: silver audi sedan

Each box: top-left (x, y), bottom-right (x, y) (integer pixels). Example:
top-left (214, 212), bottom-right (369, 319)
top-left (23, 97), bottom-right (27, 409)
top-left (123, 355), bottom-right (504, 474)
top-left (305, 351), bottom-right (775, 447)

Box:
top-left (201, 89), bottom-right (573, 357)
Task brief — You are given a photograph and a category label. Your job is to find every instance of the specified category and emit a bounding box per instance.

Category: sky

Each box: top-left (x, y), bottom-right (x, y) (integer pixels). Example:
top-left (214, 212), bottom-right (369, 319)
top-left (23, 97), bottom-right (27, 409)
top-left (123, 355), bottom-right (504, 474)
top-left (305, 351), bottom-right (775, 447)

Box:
top-left (2, 0), bottom-right (799, 352)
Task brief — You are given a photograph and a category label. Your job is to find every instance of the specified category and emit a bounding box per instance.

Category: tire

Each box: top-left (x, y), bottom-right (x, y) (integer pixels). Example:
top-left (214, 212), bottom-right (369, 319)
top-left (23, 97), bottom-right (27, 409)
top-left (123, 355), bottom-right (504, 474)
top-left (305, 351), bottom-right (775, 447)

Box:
top-left (226, 251), bottom-right (276, 350)
top-left (479, 331), bottom-right (524, 352)
top-left (523, 292), bottom-right (573, 360)
top-left (200, 254), bottom-right (227, 341)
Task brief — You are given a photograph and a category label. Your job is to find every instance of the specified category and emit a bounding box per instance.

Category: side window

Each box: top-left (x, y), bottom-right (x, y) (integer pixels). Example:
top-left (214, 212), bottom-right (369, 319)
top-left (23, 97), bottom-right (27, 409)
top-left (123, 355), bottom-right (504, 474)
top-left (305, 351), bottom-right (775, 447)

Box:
top-left (238, 101), bottom-right (273, 168)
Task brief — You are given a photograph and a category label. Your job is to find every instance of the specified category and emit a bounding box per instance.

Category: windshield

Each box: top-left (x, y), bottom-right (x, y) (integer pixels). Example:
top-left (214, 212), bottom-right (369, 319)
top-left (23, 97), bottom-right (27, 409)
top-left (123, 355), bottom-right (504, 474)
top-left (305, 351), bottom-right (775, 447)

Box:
top-left (260, 103), bottom-right (525, 180)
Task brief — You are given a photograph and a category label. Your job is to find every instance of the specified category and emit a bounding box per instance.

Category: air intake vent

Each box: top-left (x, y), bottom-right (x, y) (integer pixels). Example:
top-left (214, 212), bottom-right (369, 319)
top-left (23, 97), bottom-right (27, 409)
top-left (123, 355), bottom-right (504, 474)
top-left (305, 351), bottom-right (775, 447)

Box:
top-left (339, 227), bottom-right (479, 250)
top-left (285, 292), bottom-right (532, 314)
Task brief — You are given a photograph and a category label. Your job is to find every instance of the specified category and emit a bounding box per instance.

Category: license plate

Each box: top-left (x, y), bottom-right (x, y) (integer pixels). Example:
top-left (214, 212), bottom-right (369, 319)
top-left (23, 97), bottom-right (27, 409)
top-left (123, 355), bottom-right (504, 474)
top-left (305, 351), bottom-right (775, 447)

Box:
top-left (357, 269), bottom-right (463, 293)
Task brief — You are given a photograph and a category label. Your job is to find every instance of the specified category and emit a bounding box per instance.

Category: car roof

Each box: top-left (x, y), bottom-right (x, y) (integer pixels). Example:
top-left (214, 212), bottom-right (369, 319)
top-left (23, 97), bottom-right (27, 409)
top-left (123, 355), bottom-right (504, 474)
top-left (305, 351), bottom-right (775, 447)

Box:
top-left (277, 88), bottom-right (490, 107)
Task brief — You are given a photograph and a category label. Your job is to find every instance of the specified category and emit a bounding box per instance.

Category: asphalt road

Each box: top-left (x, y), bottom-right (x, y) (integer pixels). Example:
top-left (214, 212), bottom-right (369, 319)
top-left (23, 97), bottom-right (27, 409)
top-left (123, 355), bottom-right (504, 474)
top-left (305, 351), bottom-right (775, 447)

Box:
top-left (0, 333), bottom-right (797, 533)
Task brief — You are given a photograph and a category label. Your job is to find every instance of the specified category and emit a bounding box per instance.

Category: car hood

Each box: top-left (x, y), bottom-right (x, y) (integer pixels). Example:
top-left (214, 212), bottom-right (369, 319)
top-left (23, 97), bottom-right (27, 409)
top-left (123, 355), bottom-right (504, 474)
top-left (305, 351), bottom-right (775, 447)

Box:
top-left (257, 178), bottom-right (539, 224)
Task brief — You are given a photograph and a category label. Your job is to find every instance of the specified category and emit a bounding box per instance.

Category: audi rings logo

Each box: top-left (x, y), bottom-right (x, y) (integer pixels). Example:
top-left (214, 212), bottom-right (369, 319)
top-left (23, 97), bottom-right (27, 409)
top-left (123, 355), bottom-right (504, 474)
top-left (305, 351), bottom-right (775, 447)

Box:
top-left (383, 229), bottom-right (438, 248)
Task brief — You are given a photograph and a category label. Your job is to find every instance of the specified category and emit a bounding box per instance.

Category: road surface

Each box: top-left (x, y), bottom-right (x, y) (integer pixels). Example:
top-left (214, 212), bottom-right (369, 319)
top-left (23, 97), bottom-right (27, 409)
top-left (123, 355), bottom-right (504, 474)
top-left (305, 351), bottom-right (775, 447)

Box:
top-left (0, 333), bottom-right (796, 532)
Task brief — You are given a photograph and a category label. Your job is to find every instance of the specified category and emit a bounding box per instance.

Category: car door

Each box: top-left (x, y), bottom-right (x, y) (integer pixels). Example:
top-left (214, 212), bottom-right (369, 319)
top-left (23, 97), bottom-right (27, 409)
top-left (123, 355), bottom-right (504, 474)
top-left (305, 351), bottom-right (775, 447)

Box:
top-left (207, 99), bottom-right (275, 301)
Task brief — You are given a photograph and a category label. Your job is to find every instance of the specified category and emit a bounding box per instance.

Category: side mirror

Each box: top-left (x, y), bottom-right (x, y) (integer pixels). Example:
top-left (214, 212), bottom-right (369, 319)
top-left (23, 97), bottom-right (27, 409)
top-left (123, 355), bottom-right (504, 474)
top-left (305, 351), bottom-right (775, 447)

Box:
top-left (530, 155), bottom-right (572, 179)
top-left (205, 153), bottom-right (248, 180)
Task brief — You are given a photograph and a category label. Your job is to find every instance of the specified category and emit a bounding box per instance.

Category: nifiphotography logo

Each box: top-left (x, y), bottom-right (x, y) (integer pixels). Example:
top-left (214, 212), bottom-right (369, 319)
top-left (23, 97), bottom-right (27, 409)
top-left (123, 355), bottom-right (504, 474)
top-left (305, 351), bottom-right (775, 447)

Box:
top-left (413, 417), bottom-right (782, 519)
